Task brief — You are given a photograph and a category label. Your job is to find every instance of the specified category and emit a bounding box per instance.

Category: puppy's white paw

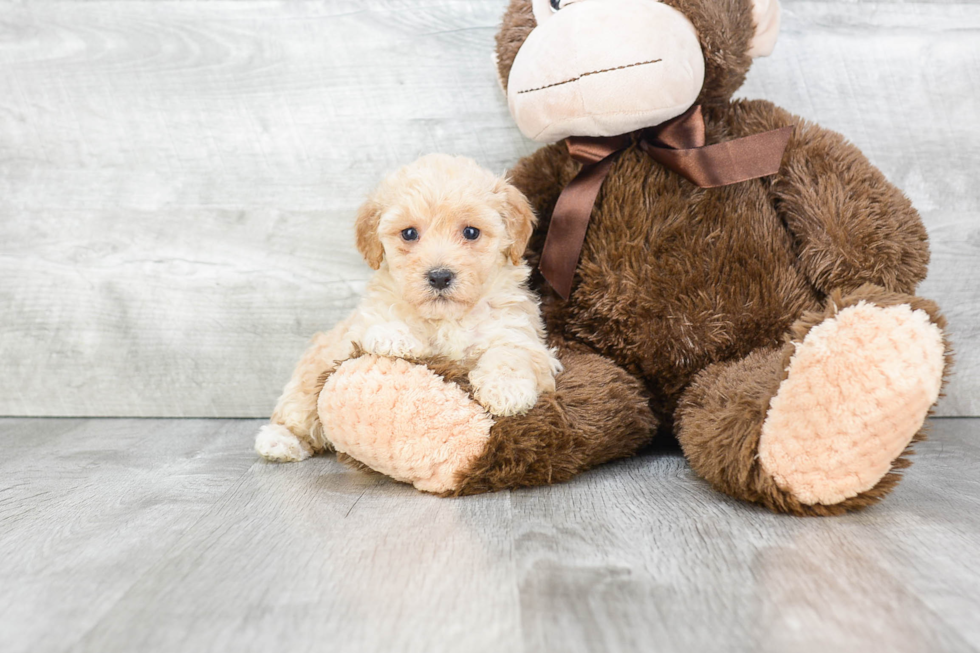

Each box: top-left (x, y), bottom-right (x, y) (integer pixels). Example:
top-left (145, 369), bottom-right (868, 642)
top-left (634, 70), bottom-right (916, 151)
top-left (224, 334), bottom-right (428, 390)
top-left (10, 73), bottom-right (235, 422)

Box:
top-left (361, 322), bottom-right (425, 359)
top-left (255, 424), bottom-right (312, 462)
top-left (471, 373), bottom-right (539, 417)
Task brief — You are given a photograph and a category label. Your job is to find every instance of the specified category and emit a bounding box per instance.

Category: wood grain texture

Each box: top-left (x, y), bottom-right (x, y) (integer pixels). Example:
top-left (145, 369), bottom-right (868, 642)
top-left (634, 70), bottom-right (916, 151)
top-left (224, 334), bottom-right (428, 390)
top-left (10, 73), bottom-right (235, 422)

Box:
top-left (1, 417), bottom-right (978, 653)
top-left (0, 1), bottom-right (977, 416)
top-left (0, 418), bottom-right (259, 652)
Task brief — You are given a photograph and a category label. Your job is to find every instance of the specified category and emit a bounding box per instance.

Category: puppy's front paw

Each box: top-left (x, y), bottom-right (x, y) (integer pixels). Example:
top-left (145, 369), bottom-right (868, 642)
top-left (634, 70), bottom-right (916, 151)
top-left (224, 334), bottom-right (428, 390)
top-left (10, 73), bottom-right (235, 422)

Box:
top-left (361, 322), bottom-right (425, 359)
top-left (255, 424), bottom-right (312, 462)
top-left (471, 373), bottom-right (539, 417)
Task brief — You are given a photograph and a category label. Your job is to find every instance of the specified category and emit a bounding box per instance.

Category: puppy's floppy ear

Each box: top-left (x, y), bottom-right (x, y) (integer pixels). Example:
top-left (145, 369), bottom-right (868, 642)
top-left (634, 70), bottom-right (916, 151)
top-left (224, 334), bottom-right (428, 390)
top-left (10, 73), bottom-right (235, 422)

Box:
top-left (354, 197), bottom-right (385, 270)
top-left (496, 178), bottom-right (537, 266)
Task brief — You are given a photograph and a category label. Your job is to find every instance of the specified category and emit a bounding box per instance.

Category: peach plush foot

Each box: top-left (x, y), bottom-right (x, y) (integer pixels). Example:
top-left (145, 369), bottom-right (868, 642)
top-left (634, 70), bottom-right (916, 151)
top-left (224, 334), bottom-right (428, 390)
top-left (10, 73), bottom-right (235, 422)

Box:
top-left (758, 302), bottom-right (946, 506)
top-left (318, 355), bottom-right (493, 493)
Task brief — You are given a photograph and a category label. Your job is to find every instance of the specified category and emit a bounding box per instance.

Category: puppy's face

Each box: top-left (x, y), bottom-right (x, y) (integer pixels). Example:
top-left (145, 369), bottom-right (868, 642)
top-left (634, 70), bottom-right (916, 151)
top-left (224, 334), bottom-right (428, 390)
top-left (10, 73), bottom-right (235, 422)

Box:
top-left (356, 155), bottom-right (536, 320)
top-left (378, 199), bottom-right (508, 319)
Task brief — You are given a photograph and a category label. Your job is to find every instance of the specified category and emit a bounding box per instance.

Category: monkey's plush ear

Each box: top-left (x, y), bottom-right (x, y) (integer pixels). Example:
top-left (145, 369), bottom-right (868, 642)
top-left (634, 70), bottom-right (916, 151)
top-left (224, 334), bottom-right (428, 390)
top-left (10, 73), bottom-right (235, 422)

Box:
top-left (354, 198), bottom-right (385, 270)
top-left (748, 0), bottom-right (781, 58)
top-left (497, 180), bottom-right (537, 266)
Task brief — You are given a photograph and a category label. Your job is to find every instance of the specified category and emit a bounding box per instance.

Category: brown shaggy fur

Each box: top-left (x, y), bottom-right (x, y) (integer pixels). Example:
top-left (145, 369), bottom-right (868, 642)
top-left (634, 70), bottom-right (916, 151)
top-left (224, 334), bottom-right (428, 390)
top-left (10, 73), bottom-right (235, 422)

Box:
top-left (477, 0), bottom-right (948, 514)
top-left (451, 346), bottom-right (658, 496)
top-left (494, 0), bottom-right (536, 92)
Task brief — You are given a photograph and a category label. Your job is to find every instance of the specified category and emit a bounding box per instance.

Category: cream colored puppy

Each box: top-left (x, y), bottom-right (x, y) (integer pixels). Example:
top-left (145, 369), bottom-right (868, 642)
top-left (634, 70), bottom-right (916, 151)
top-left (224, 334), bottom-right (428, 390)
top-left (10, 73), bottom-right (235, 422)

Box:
top-left (255, 154), bottom-right (562, 462)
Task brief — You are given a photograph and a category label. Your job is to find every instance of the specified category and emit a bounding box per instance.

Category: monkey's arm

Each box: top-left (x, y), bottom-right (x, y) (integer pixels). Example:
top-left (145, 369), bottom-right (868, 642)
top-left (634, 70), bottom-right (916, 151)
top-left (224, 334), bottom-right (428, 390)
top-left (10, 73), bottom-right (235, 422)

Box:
top-left (729, 99), bottom-right (930, 295)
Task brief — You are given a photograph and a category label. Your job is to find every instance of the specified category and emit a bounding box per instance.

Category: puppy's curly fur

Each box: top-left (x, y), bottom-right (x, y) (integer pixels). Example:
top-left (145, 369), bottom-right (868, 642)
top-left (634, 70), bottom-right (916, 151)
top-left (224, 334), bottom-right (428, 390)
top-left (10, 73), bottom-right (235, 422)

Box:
top-left (255, 154), bottom-right (560, 462)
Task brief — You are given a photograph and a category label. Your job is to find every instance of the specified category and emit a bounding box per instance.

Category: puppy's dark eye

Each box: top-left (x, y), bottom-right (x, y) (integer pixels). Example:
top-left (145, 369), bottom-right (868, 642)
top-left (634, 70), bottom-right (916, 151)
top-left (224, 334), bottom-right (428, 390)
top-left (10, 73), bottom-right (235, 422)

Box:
top-left (401, 227), bottom-right (419, 241)
top-left (550, 0), bottom-right (562, 10)
top-left (462, 226), bottom-right (481, 241)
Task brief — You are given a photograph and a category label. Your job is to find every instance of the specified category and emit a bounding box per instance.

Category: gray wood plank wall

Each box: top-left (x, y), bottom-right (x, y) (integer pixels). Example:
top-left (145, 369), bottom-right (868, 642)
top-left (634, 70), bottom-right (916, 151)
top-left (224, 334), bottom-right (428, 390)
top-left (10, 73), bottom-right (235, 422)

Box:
top-left (1, 0), bottom-right (977, 417)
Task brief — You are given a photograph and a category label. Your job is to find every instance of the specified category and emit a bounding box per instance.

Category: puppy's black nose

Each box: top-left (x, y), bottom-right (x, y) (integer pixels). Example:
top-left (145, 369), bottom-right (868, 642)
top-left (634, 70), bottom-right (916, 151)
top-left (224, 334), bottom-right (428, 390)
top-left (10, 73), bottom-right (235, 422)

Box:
top-left (427, 268), bottom-right (455, 290)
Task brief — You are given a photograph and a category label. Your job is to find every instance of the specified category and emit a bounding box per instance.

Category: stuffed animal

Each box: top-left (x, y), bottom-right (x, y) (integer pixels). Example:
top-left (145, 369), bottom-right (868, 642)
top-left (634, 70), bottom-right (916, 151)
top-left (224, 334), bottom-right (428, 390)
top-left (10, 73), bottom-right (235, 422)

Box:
top-left (285, 0), bottom-right (952, 515)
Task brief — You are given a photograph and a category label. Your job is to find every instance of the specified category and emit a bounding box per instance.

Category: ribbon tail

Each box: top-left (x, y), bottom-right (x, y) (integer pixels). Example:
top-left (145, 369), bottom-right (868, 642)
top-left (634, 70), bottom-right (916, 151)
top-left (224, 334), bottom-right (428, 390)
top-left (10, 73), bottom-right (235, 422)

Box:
top-left (642, 125), bottom-right (793, 188)
top-left (539, 154), bottom-right (620, 299)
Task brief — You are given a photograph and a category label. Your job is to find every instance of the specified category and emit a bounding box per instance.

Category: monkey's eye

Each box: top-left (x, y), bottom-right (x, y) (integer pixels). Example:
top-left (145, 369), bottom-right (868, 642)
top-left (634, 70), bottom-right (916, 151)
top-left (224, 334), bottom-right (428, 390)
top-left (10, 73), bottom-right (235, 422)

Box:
top-left (401, 227), bottom-right (419, 241)
top-left (462, 226), bottom-right (481, 241)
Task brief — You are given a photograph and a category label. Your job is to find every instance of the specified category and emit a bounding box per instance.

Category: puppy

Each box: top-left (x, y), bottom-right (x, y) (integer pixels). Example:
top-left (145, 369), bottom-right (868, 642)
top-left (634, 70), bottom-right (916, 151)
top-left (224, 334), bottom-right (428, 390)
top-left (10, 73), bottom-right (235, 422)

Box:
top-left (255, 154), bottom-right (562, 462)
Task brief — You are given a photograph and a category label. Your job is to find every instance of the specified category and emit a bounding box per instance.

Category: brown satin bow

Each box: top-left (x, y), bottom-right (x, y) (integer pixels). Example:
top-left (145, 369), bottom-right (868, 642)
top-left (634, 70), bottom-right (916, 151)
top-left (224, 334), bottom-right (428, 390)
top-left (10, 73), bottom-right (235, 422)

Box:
top-left (538, 105), bottom-right (794, 299)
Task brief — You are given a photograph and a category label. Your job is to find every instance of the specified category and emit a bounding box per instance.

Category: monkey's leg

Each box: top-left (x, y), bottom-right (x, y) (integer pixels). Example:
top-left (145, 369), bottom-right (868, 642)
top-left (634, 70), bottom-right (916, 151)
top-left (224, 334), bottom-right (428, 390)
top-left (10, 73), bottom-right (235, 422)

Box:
top-left (452, 347), bottom-right (657, 495)
top-left (675, 286), bottom-right (950, 515)
top-left (319, 347), bottom-right (657, 494)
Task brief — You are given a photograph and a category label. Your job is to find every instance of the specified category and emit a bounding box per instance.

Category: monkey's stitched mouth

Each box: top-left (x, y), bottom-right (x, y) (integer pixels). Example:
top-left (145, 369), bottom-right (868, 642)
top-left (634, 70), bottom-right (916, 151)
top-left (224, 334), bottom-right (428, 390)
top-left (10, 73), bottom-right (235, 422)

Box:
top-left (516, 58), bottom-right (663, 95)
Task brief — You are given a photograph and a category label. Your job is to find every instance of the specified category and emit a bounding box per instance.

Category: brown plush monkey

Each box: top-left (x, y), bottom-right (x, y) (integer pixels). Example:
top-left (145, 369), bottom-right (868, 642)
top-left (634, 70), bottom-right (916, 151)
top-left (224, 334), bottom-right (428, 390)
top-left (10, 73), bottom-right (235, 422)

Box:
top-left (295, 0), bottom-right (951, 515)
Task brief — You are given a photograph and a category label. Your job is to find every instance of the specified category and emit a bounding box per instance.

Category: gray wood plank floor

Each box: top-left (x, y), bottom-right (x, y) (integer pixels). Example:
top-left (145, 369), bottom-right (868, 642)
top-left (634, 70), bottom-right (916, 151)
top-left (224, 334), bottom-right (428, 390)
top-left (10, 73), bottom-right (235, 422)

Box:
top-left (1, 0), bottom-right (978, 418)
top-left (1, 418), bottom-right (978, 653)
